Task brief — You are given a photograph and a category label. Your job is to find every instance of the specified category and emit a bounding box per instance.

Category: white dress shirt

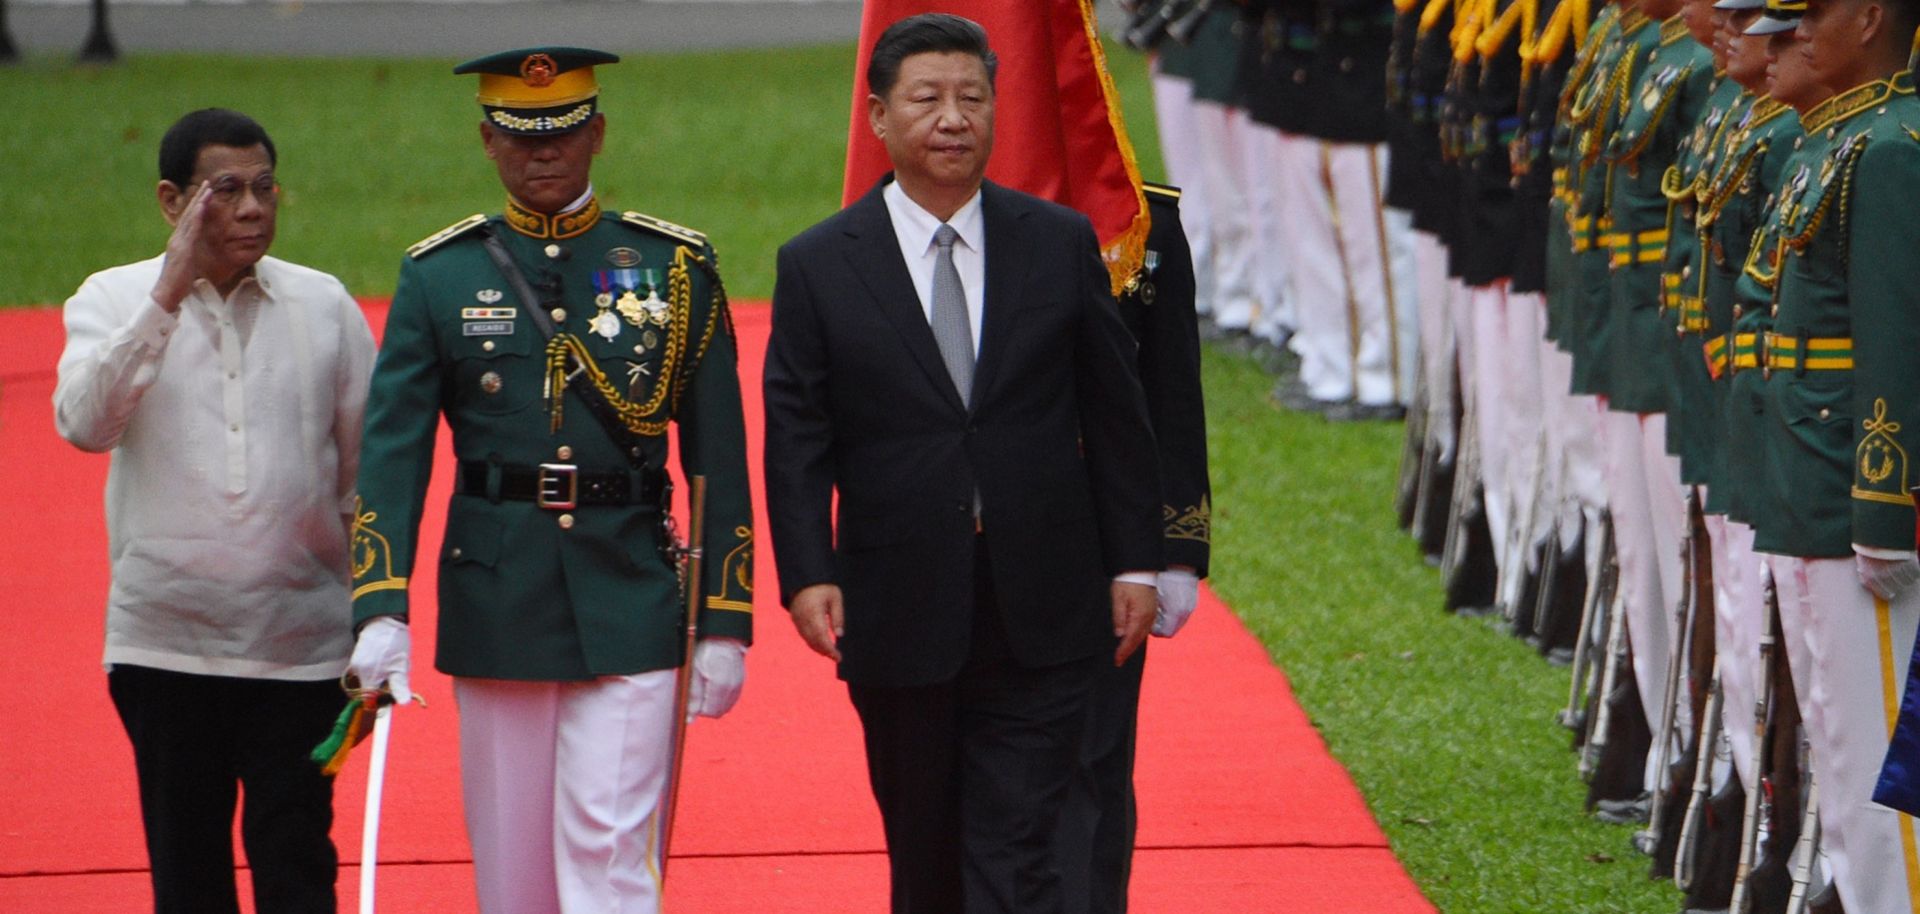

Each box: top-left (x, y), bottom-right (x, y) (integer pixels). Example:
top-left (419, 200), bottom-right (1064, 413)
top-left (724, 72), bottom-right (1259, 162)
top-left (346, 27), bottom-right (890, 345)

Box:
top-left (54, 254), bottom-right (377, 679)
top-left (883, 180), bottom-right (986, 356)
top-left (878, 182), bottom-right (1156, 590)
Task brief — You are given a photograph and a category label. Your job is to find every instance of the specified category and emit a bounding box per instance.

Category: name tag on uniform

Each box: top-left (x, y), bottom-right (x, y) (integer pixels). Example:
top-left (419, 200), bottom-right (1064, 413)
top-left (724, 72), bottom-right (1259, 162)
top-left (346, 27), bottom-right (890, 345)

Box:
top-left (462, 307), bottom-right (517, 320)
top-left (463, 321), bottom-right (514, 336)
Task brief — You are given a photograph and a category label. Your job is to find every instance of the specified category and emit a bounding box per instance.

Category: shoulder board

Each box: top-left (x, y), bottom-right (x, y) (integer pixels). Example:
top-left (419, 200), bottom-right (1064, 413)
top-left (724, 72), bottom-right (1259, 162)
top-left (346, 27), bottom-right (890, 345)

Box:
top-left (620, 211), bottom-right (708, 247)
top-left (407, 214), bottom-right (487, 259)
top-left (1143, 183), bottom-right (1183, 201)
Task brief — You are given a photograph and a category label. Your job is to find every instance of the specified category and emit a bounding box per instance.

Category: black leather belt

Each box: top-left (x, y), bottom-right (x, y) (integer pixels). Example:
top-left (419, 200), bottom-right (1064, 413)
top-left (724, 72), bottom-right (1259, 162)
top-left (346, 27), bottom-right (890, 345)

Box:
top-left (456, 461), bottom-right (665, 510)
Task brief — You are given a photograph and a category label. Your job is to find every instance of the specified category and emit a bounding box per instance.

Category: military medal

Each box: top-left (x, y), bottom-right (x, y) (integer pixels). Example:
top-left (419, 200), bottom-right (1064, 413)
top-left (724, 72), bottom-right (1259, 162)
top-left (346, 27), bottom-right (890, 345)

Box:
top-left (479, 371), bottom-right (503, 395)
top-left (612, 267), bottom-right (649, 327)
top-left (641, 268), bottom-right (669, 327)
top-left (590, 272), bottom-right (622, 341)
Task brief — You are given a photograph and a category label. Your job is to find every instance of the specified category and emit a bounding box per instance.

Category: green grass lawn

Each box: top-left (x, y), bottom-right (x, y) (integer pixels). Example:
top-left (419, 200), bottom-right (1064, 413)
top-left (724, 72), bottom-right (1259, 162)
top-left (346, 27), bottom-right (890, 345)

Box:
top-left (7, 42), bottom-right (1681, 912)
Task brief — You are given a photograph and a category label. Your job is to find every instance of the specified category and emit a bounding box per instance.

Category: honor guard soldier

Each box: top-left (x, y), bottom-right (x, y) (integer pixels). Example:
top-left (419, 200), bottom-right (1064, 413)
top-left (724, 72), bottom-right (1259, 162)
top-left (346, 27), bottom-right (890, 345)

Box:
top-left (343, 47), bottom-right (755, 914)
top-left (1057, 182), bottom-right (1213, 914)
top-left (1695, 0), bottom-right (1804, 855)
top-left (1747, 0), bottom-right (1920, 901)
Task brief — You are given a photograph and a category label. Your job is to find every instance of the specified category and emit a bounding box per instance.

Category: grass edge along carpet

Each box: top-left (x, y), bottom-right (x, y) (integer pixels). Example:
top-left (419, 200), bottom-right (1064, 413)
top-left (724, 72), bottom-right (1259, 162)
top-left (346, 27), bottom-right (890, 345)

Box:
top-left (0, 301), bottom-right (1432, 913)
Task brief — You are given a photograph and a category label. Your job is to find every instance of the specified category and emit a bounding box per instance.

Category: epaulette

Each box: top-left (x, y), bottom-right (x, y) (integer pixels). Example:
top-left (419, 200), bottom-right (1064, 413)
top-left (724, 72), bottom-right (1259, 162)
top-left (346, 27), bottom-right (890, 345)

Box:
top-left (620, 211), bottom-right (708, 248)
top-left (407, 214), bottom-right (487, 259)
top-left (1143, 182), bottom-right (1183, 201)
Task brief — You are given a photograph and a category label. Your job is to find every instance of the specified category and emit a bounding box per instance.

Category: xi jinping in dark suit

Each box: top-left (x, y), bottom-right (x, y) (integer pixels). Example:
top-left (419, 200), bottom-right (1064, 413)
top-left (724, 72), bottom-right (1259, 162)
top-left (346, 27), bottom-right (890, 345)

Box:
top-left (761, 14), bottom-right (1165, 914)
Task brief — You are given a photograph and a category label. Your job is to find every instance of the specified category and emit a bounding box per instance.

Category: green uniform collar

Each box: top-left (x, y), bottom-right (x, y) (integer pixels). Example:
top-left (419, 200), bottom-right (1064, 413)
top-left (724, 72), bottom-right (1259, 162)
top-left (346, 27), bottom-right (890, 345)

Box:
top-left (505, 193), bottom-right (602, 240)
top-left (1802, 71), bottom-right (1915, 136)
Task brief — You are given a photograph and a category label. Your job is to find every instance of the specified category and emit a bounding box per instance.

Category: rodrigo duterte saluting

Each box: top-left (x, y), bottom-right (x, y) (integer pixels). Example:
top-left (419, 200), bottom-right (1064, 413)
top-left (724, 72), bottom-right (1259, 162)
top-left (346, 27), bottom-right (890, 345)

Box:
top-left (761, 14), bottom-right (1164, 914)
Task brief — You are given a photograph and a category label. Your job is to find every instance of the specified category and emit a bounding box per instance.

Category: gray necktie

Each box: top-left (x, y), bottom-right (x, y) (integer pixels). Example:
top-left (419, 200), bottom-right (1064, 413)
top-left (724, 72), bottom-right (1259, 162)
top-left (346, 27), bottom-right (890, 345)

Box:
top-left (929, 223), bottom-right (975, 407)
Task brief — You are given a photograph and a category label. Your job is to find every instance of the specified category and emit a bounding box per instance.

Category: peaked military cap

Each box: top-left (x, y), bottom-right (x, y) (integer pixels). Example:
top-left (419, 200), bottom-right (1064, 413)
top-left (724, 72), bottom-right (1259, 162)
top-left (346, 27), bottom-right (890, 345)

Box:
top-left (1744, 0), bottom-right (1805, 35)
top-left (454, 46), bottom-right (619, 135)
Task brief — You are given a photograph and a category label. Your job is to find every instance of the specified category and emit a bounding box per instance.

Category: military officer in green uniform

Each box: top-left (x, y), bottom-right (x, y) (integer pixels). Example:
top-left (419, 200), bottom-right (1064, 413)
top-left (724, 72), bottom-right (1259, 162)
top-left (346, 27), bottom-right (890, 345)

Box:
top-left (1689, 0), bottom-right (1807, 846)
top-left (1746, 0), bottom-right (1920, 904)
top-left (343, 47), bottom-right (754, 914)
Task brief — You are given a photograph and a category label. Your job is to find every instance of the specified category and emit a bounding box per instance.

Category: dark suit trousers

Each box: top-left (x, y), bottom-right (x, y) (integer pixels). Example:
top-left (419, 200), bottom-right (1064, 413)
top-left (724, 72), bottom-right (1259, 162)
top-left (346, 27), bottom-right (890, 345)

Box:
top-left (1056, 640), bottom-right (1147, 914)
top-left (108, 664), bottom-right (340, 914)
top-left (847, 539), bottom-right (1102, 914)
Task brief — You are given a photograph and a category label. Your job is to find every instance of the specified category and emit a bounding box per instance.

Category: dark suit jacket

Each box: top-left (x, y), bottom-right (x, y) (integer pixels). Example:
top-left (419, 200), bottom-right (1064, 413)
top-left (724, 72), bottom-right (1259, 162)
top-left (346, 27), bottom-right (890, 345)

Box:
top-left (763, 179), bottom-right (1165, 687)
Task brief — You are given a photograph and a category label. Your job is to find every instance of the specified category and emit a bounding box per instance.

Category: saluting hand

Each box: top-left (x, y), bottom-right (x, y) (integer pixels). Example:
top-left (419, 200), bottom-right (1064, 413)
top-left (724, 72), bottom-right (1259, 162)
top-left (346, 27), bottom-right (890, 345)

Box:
top-left (789, 583), bottom-right (844, 662)
top-left (154, 181), bottom-right (215, 313)
top-left (1111, 581), bottom-right (1156, 666)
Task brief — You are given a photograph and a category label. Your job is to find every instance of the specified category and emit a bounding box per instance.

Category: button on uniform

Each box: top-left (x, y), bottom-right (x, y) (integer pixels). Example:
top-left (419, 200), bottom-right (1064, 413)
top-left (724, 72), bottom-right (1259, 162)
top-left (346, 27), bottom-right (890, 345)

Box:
top-left (558, 513), bottom-right (575, 530)
top-left (556, 445), bottom-right (573, 461)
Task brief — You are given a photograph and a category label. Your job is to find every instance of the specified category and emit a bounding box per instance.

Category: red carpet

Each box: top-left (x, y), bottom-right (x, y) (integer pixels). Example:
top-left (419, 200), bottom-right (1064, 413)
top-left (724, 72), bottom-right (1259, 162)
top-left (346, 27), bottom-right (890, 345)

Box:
top-left (0, 302), bottom-right (1431, 912)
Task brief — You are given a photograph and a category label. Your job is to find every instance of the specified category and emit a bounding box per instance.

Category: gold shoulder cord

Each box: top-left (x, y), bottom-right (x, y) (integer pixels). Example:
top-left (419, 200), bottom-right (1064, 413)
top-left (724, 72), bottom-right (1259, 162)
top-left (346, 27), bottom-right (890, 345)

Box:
top-left (1613, 65), bottom-right (1693, 170)
top-left (1781, 139), bottom-right (1867, 253)
top-left (544, 245), bottom-right (714, 436)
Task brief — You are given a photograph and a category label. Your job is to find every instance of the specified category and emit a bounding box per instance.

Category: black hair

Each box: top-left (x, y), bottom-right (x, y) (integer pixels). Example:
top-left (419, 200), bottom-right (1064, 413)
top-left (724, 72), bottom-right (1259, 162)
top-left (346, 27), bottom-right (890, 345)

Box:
top-left (157, 108), bottom-right (277, 187)
top-left (865, 13), bottom-right (999, 98)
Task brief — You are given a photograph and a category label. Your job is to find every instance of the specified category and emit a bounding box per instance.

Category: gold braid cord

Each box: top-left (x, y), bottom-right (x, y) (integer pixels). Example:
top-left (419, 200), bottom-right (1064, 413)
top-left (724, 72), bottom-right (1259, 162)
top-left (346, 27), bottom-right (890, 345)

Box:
top-left (1782, 140), bottom-right (1865, 254)
top-left (545, 245), bottom-right (716, 436)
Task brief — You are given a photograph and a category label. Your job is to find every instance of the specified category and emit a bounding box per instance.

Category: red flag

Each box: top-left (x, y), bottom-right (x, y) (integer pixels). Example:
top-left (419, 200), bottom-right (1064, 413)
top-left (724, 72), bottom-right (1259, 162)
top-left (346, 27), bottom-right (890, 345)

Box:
top-left (842, 0), bottom-right (1149, 293)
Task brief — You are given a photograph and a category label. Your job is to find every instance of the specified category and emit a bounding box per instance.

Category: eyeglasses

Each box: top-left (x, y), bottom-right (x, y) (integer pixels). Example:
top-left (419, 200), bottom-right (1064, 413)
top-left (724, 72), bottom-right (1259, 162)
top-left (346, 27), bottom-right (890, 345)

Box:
top-left (204, 173), bottom-right (279, 207)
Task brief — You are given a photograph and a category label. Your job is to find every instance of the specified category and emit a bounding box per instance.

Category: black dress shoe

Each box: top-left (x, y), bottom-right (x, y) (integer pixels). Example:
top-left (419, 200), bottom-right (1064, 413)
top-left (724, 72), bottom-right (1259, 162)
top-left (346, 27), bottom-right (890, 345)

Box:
top-left (1270, 378), bottom-right (1342, 414)
top-left (1325, 401), bottom-right (1408, 422)
top-left (1595, 792), bottom-right (1651, 814)
top-left (1594, 793), bottom-right (1652, 825)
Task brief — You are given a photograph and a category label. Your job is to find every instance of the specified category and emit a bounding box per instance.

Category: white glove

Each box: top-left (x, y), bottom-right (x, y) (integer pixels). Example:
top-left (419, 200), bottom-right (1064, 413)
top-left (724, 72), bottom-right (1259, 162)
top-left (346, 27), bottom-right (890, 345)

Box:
top-left (347, 616), bottom-right (413, 705)
top-left (687, 637), bottom-right (747, 720)
top-left (1856, 551), bottom-right (1920, 602)
top-left (1152, 569), bottom-right (1200, 638)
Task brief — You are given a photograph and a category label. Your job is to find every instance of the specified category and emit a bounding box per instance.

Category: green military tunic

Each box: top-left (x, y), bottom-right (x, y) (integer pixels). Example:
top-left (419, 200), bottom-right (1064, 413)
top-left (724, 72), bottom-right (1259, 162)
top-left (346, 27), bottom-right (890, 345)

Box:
top-left (1601, 15), bottom-right (1714, 414)
top-left (1660, 71), bottom-right (1745, 485)
top-left (351, 195), bottom-right (755, 680)
top-left (1754, 73), bottom-right (1920, 558)
top-left (1698, 93), bottom-right (1801, 517)
top-left (1543, 0), bottom-right (1620, 345)
top-left (1565, 7), bottom-right (1656, 395)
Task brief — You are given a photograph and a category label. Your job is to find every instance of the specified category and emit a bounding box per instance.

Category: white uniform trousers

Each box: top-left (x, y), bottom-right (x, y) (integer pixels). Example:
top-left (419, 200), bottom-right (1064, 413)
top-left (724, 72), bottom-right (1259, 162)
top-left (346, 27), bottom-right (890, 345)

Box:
top-left (1413, 232), bottom-right (1456, 461)
top-left (1150, 66), bottom-right (1217, 317)
top-left (1240, 119), bottom-right (1297, 342)
top-left (1284, 138), bottom-right (1412, 405)
top-left (1603, 410), bottom-right (1684, 790)
top-left (1773, 555), bottom-right (1920, 914)
top-left (1189, 100), bottom-right (1259, 330)
top-left (1463, 284), bottom-right (1510, 563)
top-left (1713, 518), bottom-right (1762, 790)
top-left (1541, 345), bottom-right (1609, 529)
top-left (456, 671), bottom-right (679, 914)
top-left (1501, 292), bottom-right (1550, 592)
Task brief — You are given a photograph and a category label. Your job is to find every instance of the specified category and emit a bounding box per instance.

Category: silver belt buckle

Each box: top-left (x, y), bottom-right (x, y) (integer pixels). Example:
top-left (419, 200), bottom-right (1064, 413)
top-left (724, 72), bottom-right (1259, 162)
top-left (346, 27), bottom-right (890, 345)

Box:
top-left (537, 463), bottom-right (578, 510)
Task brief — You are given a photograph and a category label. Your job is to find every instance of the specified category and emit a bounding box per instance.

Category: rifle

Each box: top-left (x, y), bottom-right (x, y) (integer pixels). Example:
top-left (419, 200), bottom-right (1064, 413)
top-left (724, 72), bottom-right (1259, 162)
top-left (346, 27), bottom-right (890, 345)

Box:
top-left (1645, 489), bottom-right (1713, 875)
top-left (1167, 0), bottom-right (1220, 45)
top-left (1441, 398), bottom-right (1498, 613)
top-left (1561, 513), bottom-right (1614, 736)
top-left (1674, 660), bottom-right (1723, 890)
top-left (1124, 0), bottom-right (1202, 49)
top-left (1581, 581), bottom-right (1628, 782)
top-left (1782, 772), bottom-right (1822, 914)
top-left (1394, 363), bottom-right (1429, 533)
top-left (1731, 562), bottom-right (1803, 913)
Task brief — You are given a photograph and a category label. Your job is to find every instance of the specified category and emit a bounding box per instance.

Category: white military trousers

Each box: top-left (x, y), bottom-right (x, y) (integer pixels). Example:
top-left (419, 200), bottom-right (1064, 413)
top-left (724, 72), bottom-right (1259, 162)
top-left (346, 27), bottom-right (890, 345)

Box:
top-left (456, 670), bottom-right (680, 914)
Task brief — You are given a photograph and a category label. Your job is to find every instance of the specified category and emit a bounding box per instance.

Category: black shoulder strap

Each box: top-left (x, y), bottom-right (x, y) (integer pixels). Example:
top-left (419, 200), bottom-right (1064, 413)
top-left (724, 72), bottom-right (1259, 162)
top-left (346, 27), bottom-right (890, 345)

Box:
top-left (479, 228), bottom-right (655, 470)
top-left (479, 229), bottom-right (559, 340)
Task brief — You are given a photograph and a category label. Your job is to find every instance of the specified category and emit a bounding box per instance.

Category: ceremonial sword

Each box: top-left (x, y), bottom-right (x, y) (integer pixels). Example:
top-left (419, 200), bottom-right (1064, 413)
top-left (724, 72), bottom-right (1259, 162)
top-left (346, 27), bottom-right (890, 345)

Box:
top-left (658, 474), bottom-right (709, 883)
top-left (359, 701), bottom-right (394, 914)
